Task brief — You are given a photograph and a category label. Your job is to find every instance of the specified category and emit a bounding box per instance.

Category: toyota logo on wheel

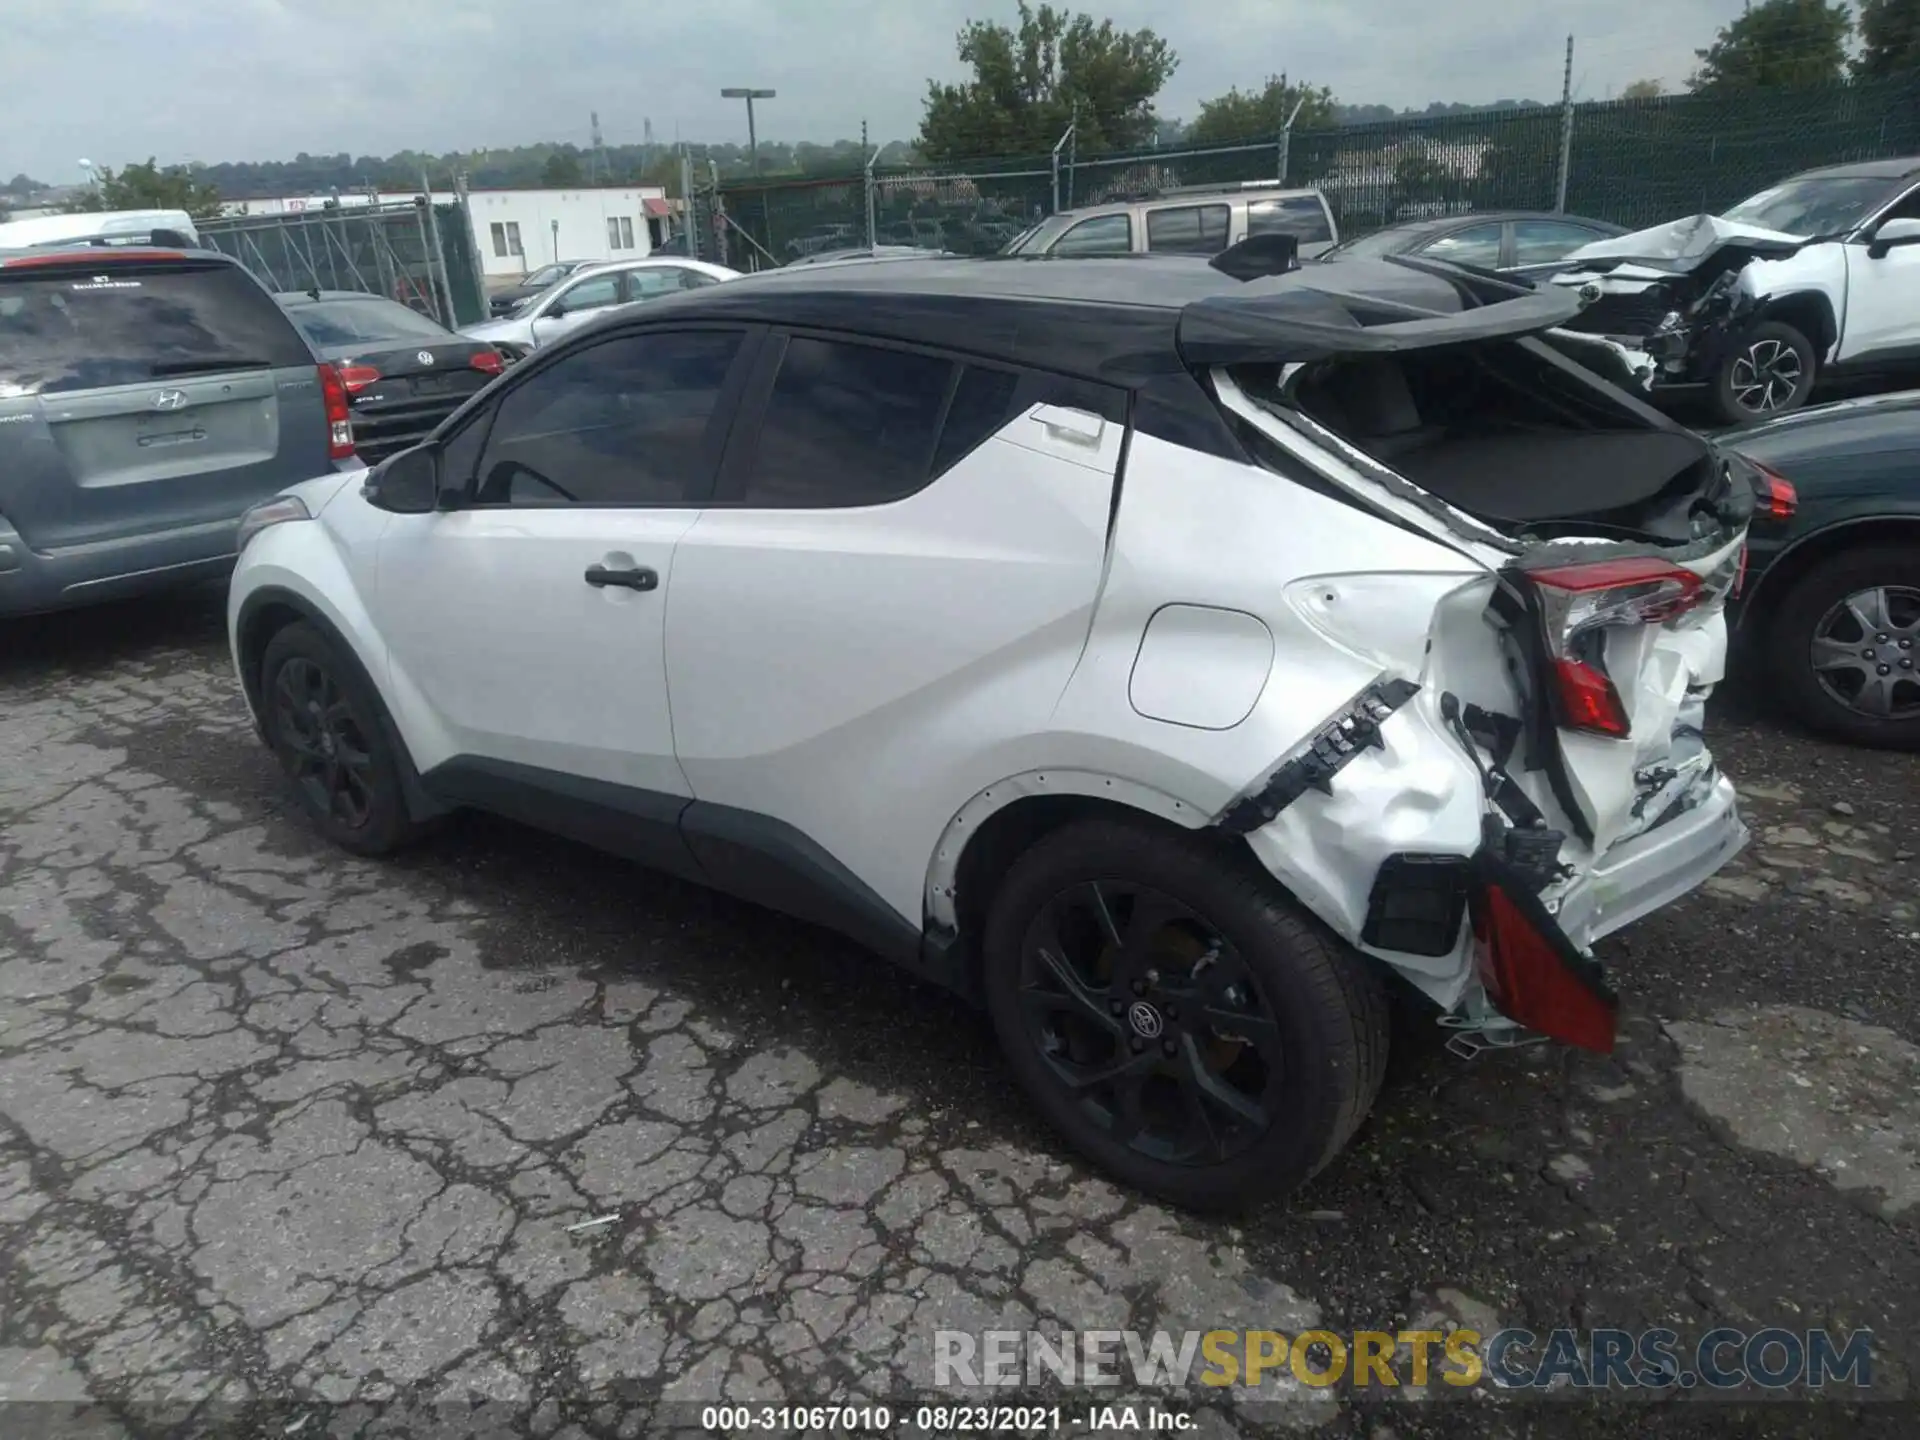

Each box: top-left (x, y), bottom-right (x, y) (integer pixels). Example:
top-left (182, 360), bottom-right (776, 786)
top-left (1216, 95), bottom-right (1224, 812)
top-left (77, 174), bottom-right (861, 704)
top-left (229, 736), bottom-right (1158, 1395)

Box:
top-left (1126, 1001), bottom-right (1164, 1039)
top-left (151, 389), bottom-right (188, 411)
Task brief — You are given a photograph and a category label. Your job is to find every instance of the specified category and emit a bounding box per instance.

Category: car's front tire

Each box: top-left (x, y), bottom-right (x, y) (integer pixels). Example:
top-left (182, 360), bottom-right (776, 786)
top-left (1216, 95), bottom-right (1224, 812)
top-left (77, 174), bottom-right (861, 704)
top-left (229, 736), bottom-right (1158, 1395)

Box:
top-left (981, 816), bottom-right (1389, 1212)
top-left (1768, 546), bottom-right (1920, 749)
top-left (259, 621), bottom-right (424, 855)
top-left (1712, 320), bottom-right (1815, 425)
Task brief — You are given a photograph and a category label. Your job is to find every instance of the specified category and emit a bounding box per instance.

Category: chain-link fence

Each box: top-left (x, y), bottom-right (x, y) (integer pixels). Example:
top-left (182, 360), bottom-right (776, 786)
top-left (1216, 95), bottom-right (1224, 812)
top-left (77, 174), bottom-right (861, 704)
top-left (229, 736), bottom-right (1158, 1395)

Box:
top-left (710, 70), bottom-right (1920, 265)
top-left (198, 201), bottom-right (487, 327)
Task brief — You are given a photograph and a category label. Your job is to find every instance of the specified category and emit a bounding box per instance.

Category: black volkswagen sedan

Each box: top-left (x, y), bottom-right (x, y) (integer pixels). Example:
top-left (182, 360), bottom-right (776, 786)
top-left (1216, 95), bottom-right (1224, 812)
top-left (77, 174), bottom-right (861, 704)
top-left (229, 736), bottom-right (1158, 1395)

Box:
top-left (1727, 392), bottom-right (1920, 749)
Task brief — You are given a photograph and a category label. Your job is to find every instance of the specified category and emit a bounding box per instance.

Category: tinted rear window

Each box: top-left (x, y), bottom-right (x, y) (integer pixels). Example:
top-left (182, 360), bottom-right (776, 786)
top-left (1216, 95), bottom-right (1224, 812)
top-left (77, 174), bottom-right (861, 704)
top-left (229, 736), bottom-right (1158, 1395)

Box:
top-left (284, 296), bottom-right (449, 348)
top-left (1248, 195), bottom-right (1333, 244)
top-left (0, 263), bottom-right (311, 397)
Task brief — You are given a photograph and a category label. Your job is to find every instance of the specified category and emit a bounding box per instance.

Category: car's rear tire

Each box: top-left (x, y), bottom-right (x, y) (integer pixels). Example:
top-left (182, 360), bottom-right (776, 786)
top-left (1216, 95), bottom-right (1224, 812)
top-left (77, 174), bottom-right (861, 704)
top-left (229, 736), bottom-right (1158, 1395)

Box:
top-left (980, 816), bottom-right (1389, 1212)
top-left (1712, 320), bottom-right (1815, 426)
top-left (1767, 547), bottom-right (1920, 750)
top-left (259, 621), bottom-right (424, 854)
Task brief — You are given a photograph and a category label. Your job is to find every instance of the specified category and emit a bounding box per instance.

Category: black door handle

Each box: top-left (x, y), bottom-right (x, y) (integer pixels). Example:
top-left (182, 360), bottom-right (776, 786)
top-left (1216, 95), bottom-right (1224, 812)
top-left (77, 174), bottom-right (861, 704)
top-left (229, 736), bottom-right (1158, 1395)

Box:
top-left (584, 564), bottom-right (658, 592)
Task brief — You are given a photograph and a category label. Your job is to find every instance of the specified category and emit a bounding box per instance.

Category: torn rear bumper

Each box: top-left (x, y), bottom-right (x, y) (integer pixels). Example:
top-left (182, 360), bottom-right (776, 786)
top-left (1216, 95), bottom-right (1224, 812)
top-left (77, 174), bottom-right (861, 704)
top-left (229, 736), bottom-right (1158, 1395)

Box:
top-left (1550, 769), bottom-right (1747, 948)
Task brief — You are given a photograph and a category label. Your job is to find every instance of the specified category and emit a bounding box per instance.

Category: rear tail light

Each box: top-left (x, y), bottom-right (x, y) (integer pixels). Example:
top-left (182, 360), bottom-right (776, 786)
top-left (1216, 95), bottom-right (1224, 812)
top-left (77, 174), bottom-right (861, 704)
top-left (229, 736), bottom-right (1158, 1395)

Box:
top-left (318, 364), bottom-right (355, 460)
top-left (1752, 463), bottom-right (1798, 521)
top-left (1472, 874), bottom-right (1618, 1053)
top-left (1526, 557), bottom-right (1707, 738)
top-left (335, 363), bottom-right (382, 394)
top-left (470, 349), bottom-right (504, 376)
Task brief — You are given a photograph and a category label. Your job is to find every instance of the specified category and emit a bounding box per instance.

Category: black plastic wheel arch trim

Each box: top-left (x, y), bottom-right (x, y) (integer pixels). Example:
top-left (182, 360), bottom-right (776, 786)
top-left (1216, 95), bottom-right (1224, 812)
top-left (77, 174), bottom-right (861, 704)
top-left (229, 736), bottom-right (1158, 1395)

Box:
top-left (1212, 677), bottom-right (1421, 835)
top-left (235, 587), bottom-right (447, 825)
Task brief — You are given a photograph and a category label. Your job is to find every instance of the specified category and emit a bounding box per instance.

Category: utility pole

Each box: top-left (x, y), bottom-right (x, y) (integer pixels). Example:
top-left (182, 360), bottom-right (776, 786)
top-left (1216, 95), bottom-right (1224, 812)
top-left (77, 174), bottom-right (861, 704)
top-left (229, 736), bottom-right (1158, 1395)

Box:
top-left (721, 87), bottom-right (776, 177)
top-left (1555, 34), bottom-right (1575, 214)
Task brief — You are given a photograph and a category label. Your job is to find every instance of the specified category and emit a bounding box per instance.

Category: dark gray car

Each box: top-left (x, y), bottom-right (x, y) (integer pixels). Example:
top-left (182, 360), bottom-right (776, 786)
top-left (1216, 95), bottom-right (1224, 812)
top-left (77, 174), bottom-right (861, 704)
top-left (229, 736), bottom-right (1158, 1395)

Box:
top-left (0, 244), bottom-right (345, 617)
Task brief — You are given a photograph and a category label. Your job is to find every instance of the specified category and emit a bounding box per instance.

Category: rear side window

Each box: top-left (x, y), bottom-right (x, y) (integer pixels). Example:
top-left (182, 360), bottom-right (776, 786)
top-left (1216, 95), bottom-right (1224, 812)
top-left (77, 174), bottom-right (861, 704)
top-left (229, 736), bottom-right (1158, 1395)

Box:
top-left (742, 337), bottom-right (951, 505)
top-left (932, 366), bottom-right (1022, 475)
top-left (0, 263), bottom-right (312, 397)
top-left (1146, 204), bottom-right (1230, 256)
top-left (1248, 196), bottom-right (1332, 245)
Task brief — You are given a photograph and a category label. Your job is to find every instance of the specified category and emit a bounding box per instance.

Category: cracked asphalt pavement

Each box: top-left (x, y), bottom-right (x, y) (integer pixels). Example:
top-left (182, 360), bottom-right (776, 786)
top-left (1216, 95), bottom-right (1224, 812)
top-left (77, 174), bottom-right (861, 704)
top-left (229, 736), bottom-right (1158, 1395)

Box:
top-left (2, 588), bottom-right (1918, 1439)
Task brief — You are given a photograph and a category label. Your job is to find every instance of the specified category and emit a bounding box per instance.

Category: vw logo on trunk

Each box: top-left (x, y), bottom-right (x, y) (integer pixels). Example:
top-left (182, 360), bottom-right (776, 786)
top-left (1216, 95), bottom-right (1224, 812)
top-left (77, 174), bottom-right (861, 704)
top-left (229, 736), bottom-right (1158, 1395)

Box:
top-left (151, 389), bottom-right (188, 411)
top-left (1126, 1001), bottom-right (1164, 1039)
top-left (417, 350), bottom-right (435, 366)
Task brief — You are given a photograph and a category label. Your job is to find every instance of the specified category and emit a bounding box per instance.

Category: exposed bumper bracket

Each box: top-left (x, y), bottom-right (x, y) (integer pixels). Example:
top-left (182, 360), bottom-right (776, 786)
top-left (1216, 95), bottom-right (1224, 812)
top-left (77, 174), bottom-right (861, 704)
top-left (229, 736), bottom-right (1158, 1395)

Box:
top-left (1213, 677), bottom-right (1420, 835)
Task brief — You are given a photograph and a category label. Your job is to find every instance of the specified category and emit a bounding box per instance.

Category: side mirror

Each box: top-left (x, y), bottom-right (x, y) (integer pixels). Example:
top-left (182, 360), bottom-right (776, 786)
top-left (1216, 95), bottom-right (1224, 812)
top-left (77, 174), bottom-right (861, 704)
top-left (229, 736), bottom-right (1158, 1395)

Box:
top-left (543, 299), bottom-right (568, 319)
top-left (1868, 217), bottom-right (1920, 259)
top-left (361, 444), bottom-right (442, 514)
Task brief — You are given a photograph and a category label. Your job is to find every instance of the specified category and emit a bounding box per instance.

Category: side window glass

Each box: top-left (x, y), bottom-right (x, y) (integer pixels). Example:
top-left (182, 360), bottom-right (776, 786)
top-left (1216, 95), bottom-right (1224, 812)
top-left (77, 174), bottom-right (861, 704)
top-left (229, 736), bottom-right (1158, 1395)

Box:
top-left (1248, 196), bottom-right (1333, 244)
top-left (1510, 220), bottom-right (1604, 266)
top-left (1422, 223), bottom-right (1504, 268)
top-left (742, 337), bottom-right (952, 506)
top-left (476, 330), bottom-right (742, 505)
top-left (932, 366), bottom-right (1022, 476)
top-left (1878, 188), bottom-right (1920, 225)
top-left (625, 269), bottom-right (685, 301)
top-left (1146, 205), bottom-right (1230, 255)
top-left (557, 274), bottom-right (620, 312)
top-left (1050, 214), bottom-right (1132, 257)
top-left (437, 410), bottom-right (488, 491)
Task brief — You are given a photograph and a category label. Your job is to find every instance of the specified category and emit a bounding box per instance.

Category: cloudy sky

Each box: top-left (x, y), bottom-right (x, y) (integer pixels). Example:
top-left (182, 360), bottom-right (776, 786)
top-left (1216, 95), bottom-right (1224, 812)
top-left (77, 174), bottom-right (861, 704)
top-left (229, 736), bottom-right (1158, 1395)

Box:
top-left (5, 0), bottom-right (1754, 182)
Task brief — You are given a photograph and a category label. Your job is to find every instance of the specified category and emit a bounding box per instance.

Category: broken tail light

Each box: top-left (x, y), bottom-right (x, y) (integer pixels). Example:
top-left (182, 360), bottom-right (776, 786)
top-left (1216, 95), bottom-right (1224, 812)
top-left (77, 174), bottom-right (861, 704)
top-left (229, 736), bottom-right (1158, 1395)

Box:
top-left (1527, 557), bottom-right (1706, 739)
top-left (318, 364), bottom-right (355, 460)
top-left (1471, 863), bottom-right (1618, 1053)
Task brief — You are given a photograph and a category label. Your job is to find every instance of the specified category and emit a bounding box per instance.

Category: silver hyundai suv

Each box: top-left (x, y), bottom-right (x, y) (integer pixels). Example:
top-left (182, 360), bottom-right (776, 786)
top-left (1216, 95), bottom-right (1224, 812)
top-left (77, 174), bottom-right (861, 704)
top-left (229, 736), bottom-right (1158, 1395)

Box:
top-left (1003, 183), bottom-right (1339, 261)
top-left (0, 243), bottom-right (347, 617)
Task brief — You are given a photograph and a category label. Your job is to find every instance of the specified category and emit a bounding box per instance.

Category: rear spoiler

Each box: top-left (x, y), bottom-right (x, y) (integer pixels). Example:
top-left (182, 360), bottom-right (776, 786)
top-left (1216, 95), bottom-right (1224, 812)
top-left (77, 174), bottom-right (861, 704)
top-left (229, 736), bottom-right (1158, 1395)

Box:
top-left (1177, 254), bottom-right (1583, 367)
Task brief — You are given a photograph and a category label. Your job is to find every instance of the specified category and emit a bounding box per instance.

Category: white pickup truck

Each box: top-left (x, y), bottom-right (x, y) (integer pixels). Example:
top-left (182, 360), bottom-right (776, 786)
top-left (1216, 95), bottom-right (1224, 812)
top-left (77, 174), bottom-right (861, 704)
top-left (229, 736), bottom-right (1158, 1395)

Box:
top-left (1550, 156), bottom-right (1920, 425)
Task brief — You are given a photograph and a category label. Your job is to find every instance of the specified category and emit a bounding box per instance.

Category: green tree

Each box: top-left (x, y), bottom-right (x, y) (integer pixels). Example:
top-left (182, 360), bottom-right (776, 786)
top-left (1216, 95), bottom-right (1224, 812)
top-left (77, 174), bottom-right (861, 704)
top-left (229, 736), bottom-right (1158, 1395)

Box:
top-left (63, 158), bottom-right (225, 220)
top-left (1855, 0), bottom-right (1920, 75)
top-left (1689, 0), bottom-right (1852, 90)
top-left (917, 1), bottom-right (1176, 161)
top-left (1621, 77), bottom-right (1665, 99)
top-left (540, 150), bottom-right (585, 186)
top-left (1188, 76), bottom-right (1337, 146)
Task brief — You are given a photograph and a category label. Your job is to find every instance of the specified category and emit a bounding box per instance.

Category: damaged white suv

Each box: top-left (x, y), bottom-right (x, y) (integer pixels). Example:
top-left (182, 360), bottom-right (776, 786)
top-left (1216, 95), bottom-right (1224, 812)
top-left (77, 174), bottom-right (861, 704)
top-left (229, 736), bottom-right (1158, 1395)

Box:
top-left (1552, 156), bottom-right (1920, 424)
top-left (228, 249), bottom-right (1754, 1209)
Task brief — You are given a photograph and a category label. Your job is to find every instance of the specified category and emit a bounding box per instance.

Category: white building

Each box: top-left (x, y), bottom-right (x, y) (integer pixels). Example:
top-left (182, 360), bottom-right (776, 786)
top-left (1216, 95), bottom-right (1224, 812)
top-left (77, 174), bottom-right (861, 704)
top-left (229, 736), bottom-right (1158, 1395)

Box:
top-left (466, 187), bottom-right (671, 277)
top-left (220, 185), bottom-right (673, 280)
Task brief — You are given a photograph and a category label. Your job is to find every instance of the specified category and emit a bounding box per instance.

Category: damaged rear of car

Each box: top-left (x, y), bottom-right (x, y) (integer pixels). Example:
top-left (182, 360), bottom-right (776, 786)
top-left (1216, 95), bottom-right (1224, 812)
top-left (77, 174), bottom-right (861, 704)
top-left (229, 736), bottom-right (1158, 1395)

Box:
top-left (1549, 158), bottom-right (1920, 425)
top-left (1184, 257), bottom-right (1751, 1062)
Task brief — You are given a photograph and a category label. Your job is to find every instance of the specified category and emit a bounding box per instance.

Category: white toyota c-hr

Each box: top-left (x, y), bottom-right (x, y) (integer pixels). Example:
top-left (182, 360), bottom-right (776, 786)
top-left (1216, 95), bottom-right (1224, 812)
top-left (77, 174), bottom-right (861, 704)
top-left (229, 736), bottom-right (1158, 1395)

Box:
top-left (229, 249), bottom-right (1755, 1210)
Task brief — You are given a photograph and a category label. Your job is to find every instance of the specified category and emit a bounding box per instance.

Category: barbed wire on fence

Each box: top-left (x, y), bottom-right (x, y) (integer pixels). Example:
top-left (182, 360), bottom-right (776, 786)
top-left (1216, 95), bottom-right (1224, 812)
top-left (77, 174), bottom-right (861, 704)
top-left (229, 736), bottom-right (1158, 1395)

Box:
top-left (701, 70), bottom-right (1920, 268)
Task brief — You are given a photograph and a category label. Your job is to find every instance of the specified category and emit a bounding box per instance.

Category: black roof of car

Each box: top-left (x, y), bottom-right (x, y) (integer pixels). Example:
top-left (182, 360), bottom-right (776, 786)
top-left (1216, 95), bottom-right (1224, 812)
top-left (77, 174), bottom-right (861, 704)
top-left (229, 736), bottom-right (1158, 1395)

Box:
top-left (604, 253), bottom-right (1581, 379)
top-left (1791, 155), bottom-right (1920, 182)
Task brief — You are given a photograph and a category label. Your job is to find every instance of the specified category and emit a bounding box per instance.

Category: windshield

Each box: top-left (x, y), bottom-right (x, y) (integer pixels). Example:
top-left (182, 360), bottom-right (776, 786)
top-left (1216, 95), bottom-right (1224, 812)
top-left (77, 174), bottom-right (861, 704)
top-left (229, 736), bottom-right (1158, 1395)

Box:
top-left (288, 297), bottom-right (449, 347)
top-left (1722, 176), bottom-right (1899, 237)
top-left (523, 263), bottom-right (570, 287)
top-left (1001, 213), bottom-right (1076, 255)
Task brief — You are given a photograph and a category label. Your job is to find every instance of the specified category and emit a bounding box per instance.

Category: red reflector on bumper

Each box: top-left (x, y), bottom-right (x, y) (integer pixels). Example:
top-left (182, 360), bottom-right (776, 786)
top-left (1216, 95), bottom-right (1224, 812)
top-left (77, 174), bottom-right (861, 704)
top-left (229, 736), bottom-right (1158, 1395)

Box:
top-left (1472, 879), bottom-right (1618, 1053)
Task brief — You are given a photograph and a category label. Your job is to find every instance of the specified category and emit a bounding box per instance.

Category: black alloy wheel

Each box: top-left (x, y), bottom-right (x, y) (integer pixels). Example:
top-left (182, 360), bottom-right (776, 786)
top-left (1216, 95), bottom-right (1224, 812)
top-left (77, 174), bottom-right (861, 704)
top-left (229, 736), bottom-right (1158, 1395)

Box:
top-left (273, 655), bottom-right (377, 831)
top-left (259, 621), bottom-right (423, 853)
top-left (982, 817), bottom-right (1389, 1211)
top-left (1016, 879), bottom-right (1282, 1167)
